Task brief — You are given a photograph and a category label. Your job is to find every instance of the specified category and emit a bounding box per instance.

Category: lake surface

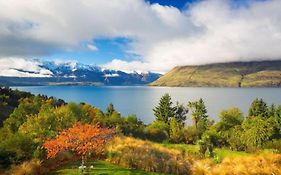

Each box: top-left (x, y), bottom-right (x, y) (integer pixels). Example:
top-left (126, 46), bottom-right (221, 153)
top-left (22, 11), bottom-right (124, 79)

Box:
top-left (12, 86), bottom-right (281, 124)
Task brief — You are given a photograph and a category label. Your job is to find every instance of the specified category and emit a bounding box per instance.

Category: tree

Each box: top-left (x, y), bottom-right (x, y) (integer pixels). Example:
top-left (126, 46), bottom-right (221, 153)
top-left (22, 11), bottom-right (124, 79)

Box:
top-left (248, 98), bottom-right (268, 118)
top-left (174, 102), bottom-right (188, 126)
top-left (169, 117), bottom-right (183, 143)
top-left (106, 103), bottom-right (115, 117)
top-left (242, 117), bottom-right (275, 150)
top-left (153, 93), bottom-right (176, 123)
top-left (188, 98), bottom-right (208, 129)
top-left (217, 108), bottom-right (244, 132)
top-left (146, 121), bottom-right (170, 142)
top-left (268, 104), bottom-right (276, 118)
top-left (43, 122), bottom-right (115, 168)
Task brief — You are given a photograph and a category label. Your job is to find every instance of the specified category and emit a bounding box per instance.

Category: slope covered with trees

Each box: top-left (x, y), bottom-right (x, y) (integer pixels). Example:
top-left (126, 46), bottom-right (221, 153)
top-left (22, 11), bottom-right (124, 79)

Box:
top-left (150, 60), bottom-right (281, 87)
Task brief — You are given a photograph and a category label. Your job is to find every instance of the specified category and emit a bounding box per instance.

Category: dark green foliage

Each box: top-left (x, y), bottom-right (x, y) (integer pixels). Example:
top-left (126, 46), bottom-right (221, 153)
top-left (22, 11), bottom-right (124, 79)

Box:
top-left (268, 104), bottom-right (276, 117)
top-left (248, 98), bottom-right (268, 118)
top-left (169, 117), bottom-right (184, 143)
top-left (188, 98), bottom-right (210, 139)
top-left (146, 121), bottom-right (170, 142)
top-left (174, 102), bottom-right (188, 126)
top-left (0, 133), bottom-right (37, 166)
top-left (121, 115), bottom-right (146, 139)
top-left (106, 103), bottom-right (115, 117)
top-left (212, 108), bottom-right (244, 147)
top-left (183, 126), bottom-right (200, 144)
top-left (153, 93), bottom-right (176, 123)
top-left (198, 132), bottom-right (214, 158)
top-left (242, 116), bottom-right (275, 150)
top-left (188, 98), bottom-right (208, 129)
top-left (0, 87), bottom-right (33, 126)
top-left (228, 125), bottom-right (246, 151)
top-left (263, 139), bottom-right (281, 153)
top-left (217, 108), bottom-right (244, 131)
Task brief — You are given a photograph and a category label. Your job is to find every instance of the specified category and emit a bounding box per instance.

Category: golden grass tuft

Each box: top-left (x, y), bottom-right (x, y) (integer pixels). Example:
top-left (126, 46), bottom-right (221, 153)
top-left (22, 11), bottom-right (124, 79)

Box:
top-left (7, 159), bottom-right (41, 175)
top-left (192, 153), bottom-right (281, 175)
top-left (106, 137), bottom-right (193, 175)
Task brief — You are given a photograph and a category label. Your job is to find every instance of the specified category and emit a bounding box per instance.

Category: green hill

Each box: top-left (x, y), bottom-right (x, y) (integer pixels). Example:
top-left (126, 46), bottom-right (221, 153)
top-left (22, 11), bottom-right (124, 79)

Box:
top-left (150, 60), bottom-right (281, 87)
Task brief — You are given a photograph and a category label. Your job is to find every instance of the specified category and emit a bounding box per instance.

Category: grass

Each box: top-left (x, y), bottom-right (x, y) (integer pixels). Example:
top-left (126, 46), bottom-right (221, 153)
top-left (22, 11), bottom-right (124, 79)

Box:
top-left (161, 143), bottom-right (248, 160)
top-left (47, 160), bottom-right (167, 175)
top-left (150, 61), bottom-right (281, 87)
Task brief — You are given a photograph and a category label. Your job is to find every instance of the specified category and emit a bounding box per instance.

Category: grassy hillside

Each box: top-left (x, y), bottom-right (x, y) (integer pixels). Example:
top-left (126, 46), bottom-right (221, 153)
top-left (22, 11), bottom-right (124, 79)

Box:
top-left (150, 60), bottom-right (281, 87)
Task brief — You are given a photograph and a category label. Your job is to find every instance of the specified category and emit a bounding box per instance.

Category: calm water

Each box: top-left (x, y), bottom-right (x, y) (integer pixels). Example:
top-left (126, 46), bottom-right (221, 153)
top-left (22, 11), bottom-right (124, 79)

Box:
top-left (12, 86), bottom-right (281, 124)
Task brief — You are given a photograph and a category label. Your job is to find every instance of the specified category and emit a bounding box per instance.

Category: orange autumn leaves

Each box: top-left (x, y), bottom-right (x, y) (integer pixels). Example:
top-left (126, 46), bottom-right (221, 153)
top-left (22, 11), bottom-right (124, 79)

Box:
top-left (43, 122), bottom-right (115, 159)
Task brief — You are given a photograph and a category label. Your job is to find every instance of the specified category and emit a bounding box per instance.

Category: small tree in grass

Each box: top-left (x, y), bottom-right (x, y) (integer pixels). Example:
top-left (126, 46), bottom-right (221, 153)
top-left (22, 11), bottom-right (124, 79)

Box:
top-left (43, 122), bottom-right (115, 171)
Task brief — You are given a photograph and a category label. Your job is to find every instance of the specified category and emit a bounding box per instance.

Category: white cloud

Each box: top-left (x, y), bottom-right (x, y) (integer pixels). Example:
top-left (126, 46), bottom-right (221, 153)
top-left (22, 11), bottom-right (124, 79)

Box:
top-left (87, 44), bottom-right (98, 51)
top-left (103, 59), bottom-right (151, 73)
top-left (0, 58), bottom-right (53, 77)
top-left (0, 0), bottom-right (281, 73)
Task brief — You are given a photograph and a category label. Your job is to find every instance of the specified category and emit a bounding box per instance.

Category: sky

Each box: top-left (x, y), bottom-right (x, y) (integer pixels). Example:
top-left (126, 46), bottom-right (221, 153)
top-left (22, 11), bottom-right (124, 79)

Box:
top-left (1, 0), bottom-right (281, 74)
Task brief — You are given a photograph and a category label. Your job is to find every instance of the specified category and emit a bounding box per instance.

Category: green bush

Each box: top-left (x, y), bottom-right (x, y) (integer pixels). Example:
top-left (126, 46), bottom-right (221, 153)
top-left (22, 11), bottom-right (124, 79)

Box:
top-left (146, 121), bottom-right (169, 142)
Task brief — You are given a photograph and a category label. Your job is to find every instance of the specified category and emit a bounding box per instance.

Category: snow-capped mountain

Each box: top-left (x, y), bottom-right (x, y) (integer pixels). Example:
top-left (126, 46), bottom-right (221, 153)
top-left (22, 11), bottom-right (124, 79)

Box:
top-left (0, 59), bottom-right (161, 86)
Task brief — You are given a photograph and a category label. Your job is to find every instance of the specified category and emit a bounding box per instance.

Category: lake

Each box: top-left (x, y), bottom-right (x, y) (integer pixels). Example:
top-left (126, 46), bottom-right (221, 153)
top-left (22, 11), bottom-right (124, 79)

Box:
top-left (12, 86), bottom-right (281, 124)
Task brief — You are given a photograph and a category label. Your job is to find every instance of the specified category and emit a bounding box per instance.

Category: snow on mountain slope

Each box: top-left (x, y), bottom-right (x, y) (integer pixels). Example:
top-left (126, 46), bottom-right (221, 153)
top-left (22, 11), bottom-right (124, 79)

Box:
top-left (0, 58), bottom-right (161, 85)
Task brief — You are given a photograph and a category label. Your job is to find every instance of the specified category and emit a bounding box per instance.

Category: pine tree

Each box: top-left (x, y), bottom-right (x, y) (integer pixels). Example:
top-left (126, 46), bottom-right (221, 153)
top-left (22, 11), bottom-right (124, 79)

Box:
top-left (268, 104), bottom-right (276, 117)
top-left (174, 102), bottom-right (188, 126)
top-left (106, 103), bottom-right (115, 117)
top-left (248, 98), bottom-right (268, 118)
top-left (153, 93), bottom-right (176, 123)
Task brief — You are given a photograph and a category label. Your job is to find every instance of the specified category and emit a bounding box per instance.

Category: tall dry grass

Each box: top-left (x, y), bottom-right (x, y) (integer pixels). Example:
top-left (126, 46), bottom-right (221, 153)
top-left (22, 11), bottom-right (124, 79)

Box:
top-left (192, 153), bottom-right (281, 175)
top-left (106, 137), bottom-right (281, 175)
top-left (6, 159), bottom-right (41, 175)
top-left (106, 137), bottom-right (193, 175)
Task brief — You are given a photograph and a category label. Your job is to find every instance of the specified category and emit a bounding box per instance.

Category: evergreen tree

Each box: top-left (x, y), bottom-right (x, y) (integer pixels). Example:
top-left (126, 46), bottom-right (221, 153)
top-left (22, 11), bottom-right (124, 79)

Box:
top-left (188, 98), bottom-right (208, 129)
top-left (268, 104), bottom-right (276, 117)
top-left (174, 102), bottom-right (188, 126)
top-left (248, 98), bottom-right (268, 118)
top-left (153, 93), bottom-right (176, 123)
top-left (169, 117), bottom-right (183, 143)
top-left (106, 103), bottom-right (115, 117)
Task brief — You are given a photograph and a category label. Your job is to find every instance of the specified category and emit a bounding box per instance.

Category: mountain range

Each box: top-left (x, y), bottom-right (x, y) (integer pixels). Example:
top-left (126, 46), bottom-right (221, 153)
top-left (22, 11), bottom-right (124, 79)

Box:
top-left (0, 60), bottom-right (161, 86)
top-left (150, 60), bottom-right (281, 87)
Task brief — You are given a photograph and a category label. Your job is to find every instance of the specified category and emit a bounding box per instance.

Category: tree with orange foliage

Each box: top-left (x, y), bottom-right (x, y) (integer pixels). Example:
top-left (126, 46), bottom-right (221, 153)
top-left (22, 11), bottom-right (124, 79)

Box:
top-left (43, 122), bottom-right (115, 168)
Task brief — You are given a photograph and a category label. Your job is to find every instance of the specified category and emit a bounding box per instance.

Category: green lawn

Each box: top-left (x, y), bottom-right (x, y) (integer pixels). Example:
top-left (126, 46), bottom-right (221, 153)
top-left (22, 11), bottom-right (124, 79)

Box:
top-left (47, 160), bottom-right (167, 175)
top-left (161, 143), bottom-right (248, 160)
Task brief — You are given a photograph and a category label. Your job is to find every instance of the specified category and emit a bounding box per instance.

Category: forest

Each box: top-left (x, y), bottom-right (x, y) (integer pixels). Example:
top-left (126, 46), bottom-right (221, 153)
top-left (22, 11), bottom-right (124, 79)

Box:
top-left (0, 87), bottom-right (280, 175)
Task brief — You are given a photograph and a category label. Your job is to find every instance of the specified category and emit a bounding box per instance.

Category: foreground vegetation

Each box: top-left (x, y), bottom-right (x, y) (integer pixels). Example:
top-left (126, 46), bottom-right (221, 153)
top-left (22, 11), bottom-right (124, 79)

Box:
top-left (47, 160), bottom-right (166, 175)
top-left (0, 87), bottom-right (280, 174)
top-left (150, 60), bottom-right (281, 87)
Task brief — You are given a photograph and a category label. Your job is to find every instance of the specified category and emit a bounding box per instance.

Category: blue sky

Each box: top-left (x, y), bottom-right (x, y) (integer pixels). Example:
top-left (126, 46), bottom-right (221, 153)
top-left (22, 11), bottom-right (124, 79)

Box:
top-left (43, 37), bottom-right (133, 65)
top-left (0, 0), bottom-right (280, 74)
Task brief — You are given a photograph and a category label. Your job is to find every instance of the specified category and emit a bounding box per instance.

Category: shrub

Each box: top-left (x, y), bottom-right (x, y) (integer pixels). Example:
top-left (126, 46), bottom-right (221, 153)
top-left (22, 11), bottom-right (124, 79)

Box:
top-left (7, 159), bottom-right (41, 175)
top-left (106, 137), bottom-right (192, 175)
top-left (145, 121), bottom-right (169, 142)
top-left (183, 126), bottom-right (200, 144)
top-left (263, 139), bottom-right (281, 153)
top-left (0, 133), bottom-right (37, 166)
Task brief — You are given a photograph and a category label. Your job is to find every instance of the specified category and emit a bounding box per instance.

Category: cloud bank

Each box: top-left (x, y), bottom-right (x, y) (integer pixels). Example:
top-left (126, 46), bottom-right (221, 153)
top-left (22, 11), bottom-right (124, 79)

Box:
top-left (1, 0), bottom-right (281, 73)
top-left (0, 58), bottom-right (52, 77)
